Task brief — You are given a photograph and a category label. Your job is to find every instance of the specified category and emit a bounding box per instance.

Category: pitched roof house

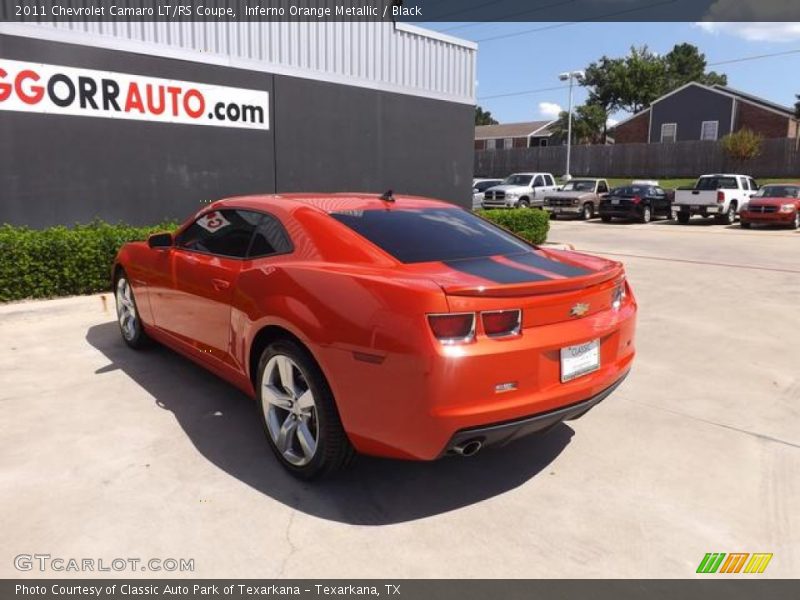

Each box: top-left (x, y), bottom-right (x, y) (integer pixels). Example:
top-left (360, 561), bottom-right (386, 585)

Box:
top-left (475, 120), bottom-right (556, 150)
top-left (612, 82), bottom-right (799, 144)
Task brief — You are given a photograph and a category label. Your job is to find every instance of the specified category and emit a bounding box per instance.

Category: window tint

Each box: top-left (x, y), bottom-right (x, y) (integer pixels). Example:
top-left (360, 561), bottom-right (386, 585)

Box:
top-left (756, 185), bottom-right (800, 198)
top-left (533, 175), bottom-right (545, 187)
top-left (503, 175), bottom-right (532, 186)
top-left (598, 181), bottom-right (609, 193)
top-left (248, 213), bottom-right (293, 257)
top-left (696, 177), bottom-right (737, 190)
top-left (749, 178), bottom-right (759, 191)
top-left (330, 208), bottom-right (532, 264)
top-left (545, 174), bottom-right (555, 186)
top-left (475, 180), bottom-right (501, 192)
top-left (176, 209), bottom-right (260, 258)
top-left (563, 180), bottom-right (596, 192)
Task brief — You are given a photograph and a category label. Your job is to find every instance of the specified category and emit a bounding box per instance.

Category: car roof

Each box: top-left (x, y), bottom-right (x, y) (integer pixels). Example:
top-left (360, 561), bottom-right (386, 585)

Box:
top-left (208, 193), bottom-right (456, 214)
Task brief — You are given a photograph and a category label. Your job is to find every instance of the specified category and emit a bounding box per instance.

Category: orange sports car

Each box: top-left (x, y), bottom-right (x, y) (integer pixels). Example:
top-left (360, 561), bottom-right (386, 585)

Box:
top-left (113, 193), bottom-right (636, 478)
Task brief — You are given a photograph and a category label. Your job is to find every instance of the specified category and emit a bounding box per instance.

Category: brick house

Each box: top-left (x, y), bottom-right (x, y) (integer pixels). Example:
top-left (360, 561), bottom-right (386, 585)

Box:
top-left (612, 82), bottom-right (799, 144)
top-left (474, 120), bottom-right (556, 150)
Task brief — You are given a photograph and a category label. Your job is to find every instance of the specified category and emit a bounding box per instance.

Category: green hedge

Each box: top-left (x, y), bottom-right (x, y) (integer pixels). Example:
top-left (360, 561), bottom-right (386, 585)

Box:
top-left (0, 220), bottom-right (177, 302)
top-left (476, 208), bottom-right (550, 245)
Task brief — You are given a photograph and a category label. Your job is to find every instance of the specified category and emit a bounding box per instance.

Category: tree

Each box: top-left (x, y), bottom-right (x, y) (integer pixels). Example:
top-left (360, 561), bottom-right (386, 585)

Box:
top-left (722, 129), bottom-right (763, 164)
top-left (795, 95), bottom-right (800, 119)
top-left (580, 43), bottom-right (728, 135)
top-left (549, 104), bottom-right (607, 145)
top-left (475, 106), bottom-right (498, 126)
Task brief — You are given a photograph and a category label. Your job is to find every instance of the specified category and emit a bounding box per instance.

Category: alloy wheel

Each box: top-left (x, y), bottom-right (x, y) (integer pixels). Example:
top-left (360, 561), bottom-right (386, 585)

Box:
top-left (261, 355), bottom-right (319, 466)
top-left (115, 277), bottom-right (138, 341)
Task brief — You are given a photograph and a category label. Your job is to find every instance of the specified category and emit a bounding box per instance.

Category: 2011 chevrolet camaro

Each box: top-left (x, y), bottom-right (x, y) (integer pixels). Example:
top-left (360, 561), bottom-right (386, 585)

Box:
top-left (113, 193), bottom-right (637, 478)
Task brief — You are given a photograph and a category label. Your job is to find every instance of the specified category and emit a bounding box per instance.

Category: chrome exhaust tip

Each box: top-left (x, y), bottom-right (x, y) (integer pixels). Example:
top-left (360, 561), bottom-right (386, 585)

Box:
top-left (452, 439), bottom-right (482, 457)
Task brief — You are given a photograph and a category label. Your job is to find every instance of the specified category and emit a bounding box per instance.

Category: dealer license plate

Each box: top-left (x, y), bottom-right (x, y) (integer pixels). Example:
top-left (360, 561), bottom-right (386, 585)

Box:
top-left (560, 339), bottom-right (600, 382)
top-left (611, 198), bottom-right (620, 205)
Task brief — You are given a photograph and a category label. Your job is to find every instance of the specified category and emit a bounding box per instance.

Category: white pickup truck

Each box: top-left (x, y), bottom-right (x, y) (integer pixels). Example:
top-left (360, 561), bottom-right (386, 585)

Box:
top-left (482, 172), bottom-right (559, 209)
top-left (673, 174), bottom-right (759, 225)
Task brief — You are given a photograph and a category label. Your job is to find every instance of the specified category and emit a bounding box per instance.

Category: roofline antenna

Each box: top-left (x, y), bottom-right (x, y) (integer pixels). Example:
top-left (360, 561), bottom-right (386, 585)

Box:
top-left (380, 190), bottom-right (395, 203)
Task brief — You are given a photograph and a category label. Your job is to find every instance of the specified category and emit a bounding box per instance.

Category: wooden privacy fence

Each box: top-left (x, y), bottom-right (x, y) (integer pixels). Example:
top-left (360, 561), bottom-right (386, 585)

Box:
top-left (474, 138), bottom-right (800, 179)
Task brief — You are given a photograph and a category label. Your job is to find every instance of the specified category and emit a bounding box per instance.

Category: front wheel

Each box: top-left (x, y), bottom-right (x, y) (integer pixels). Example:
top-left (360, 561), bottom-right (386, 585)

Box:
top-left (257, 340), bottom-right (354, 479)
top-left (581, 203), bottom-right (593, 220)
top-left (792, 212), bottom-right (800, 230)
top-left (115, 272), bottom-right (150, 349)
top-left (517, 198), bottom-right (530, 208)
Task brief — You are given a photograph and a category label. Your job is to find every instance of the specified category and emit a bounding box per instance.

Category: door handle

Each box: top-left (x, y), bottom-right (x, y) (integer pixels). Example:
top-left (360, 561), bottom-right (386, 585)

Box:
top-left (211, 278), bottom-right (230, 291)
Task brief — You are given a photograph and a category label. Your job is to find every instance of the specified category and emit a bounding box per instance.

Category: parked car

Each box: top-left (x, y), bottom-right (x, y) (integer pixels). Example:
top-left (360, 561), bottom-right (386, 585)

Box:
top-left (740, 183), bottom-right (800, 230)
top-left (113, 193), bottom-right (637, 478)
top-left (482, 172), bottom-right (559, 209)
top-left (543, 178), bottom-right (610, 220)
top-left (599, 184), bottom-right (673, 223)
top-left (673, 174), bottom-right (758, 225)
top-left (472, 178), bottom-right (503, 210)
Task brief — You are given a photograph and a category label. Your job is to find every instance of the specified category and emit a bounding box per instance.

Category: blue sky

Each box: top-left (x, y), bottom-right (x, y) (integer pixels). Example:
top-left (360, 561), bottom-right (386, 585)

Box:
top-left (422, 22), bottom-right (800, 125)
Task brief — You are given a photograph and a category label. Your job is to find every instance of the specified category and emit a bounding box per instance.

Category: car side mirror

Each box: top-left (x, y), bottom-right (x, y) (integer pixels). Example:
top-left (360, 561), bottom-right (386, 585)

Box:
top-left (148, 232), bottom-right (173, 249)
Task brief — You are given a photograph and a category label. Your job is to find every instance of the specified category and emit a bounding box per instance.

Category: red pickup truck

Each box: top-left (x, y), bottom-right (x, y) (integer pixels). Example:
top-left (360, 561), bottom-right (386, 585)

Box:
top-left (740, 183), bottom-right (800, 229)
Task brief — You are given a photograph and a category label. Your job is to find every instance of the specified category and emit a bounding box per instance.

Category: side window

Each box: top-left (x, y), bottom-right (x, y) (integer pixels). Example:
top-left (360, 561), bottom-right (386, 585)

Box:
top-left (597, 181), bottom-right (609, 194)
top-left (175, 209), bottom-right (260, 258)
top-left (655, 187), bottom-right (666, 197)
top-left (533, 175), bottom-right (545, 187)
top-left (248, 213), bottom-right (293, 258)
top-left (545, 175), bottom-right (555, 186)
top-left (749, 178), bottom-right (759, 191)
top-left (738, 177), bottom-right (748, 190)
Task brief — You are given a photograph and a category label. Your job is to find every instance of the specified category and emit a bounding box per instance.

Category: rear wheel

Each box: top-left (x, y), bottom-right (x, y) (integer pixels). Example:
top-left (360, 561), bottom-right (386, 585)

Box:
top-left (792, 212), bottom-right (800, 230)
top-left (677, 212), bottom-right (690, 225)
top-left (581, 203), bottom-right (593, 220)
top-left (115, 272), bottom-right (150, 349)
top-left (639, 205), bottom-right (652, 224)
top-left (719, 203), bottom-right (737, 225)
top-left (257, 339), bottom-right (354, 479)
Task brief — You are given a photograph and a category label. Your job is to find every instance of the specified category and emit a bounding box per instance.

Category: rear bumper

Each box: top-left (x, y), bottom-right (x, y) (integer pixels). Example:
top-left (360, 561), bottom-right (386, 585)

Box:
top-left (673, 204), bottom-right (722, 215)
top-left (443, 373), bottom-right (627, 455)
top-left (599, 205), bottom-right (642, 219)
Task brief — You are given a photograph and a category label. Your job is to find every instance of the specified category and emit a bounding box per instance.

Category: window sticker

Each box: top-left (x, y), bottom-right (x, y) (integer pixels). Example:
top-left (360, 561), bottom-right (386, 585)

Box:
top-left (197, 211), bottom-right (231, 233)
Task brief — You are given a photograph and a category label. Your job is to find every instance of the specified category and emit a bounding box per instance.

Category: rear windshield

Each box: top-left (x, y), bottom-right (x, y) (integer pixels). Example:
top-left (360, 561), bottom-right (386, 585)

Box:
top-left (756, 185), bottom-right (800, 198)
top-left (329, 208), bottom-right (531, 263)
top-left (696, 177), bottom-right (738, 190)
top-left (613, 186), bottom-right (650, 196)
top-left (562, 180), bottom-right (596, 192)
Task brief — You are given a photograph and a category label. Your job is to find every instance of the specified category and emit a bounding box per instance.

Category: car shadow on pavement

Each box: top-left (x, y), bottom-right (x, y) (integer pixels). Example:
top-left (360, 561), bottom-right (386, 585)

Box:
top-left (86, 322), bottom-right (573, 526)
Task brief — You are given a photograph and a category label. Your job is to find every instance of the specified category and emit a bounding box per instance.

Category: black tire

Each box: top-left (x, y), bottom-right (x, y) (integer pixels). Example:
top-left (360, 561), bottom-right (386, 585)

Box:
top-left (719, 203), bottom-right (737, 225)
top-left (639, 205), bottom-right (652, 224)
top-left (114, 269), bottom-right (151, 350)
top-left (601, 215), bottom-right (612, 223)
top-left (792, 212), bottom-right (800, 230)
top-left (664, 208), bottom-right (674, 220)
top-left (517, 198), bottom-right (530, 208)
top-left (677, 212), bottom-right (690, 225)
top-left (580, 203), bottom-right (593, 220)
top-left (256, 339), bottom-right (354, 480)
top-left (741, 221), bottom-right (752, 229)
top-left (549, 212), bottom-right (557, 220)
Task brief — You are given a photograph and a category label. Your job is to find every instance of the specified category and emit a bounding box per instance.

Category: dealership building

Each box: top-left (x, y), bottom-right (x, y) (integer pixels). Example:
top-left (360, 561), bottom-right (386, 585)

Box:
top-left (0, 19), bottom-right (476, 227)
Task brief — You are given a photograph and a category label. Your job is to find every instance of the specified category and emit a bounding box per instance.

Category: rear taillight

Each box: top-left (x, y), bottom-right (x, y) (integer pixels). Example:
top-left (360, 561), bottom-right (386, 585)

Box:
top-left (632, 196), bottom-right (642, 204)
top-left (428, 313), bottom-right (475, 344)
top-left (717, 191), bottom-right (725, 204)
top-left (482, 309), bottom-right (522, 338)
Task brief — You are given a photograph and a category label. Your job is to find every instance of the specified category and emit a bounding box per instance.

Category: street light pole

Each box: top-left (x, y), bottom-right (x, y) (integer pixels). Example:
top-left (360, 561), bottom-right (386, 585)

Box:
top-left (558, 70), bottom-right (584, 181)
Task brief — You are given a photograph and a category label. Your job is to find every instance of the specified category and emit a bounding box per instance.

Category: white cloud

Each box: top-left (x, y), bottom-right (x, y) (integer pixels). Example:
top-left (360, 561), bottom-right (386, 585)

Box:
top-left (538, 101), bottom-right (563, 119)
top-left (695, 21), bottom-right (800, 42)
top-left (607, 117), bottom-right (620, 128)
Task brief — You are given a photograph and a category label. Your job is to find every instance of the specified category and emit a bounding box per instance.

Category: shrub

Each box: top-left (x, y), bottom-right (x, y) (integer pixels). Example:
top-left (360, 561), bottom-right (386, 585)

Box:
top-left (0, 220), bottom-right (177, 302)
top-left (475, 208), bottom-right (550, 245)
top-left (722, 128), bottom-right (763, 162)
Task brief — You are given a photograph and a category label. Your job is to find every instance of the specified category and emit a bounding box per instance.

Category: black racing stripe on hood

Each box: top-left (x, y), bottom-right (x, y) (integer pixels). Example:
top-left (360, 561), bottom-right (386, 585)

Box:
top-left (443, 257), bottom-right (553, 284)
top-left (506, 252), bottom-right (591, 277)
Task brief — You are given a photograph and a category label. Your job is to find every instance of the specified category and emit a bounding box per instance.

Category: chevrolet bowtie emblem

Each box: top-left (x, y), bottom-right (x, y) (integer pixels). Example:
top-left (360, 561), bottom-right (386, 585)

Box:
top-left (570, 303), bottom-right (590, 318)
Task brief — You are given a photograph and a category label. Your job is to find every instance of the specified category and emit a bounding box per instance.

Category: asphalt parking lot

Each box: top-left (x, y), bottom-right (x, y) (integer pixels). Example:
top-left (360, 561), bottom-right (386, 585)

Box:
top-left (1, 218), bottom-right (798, 579)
